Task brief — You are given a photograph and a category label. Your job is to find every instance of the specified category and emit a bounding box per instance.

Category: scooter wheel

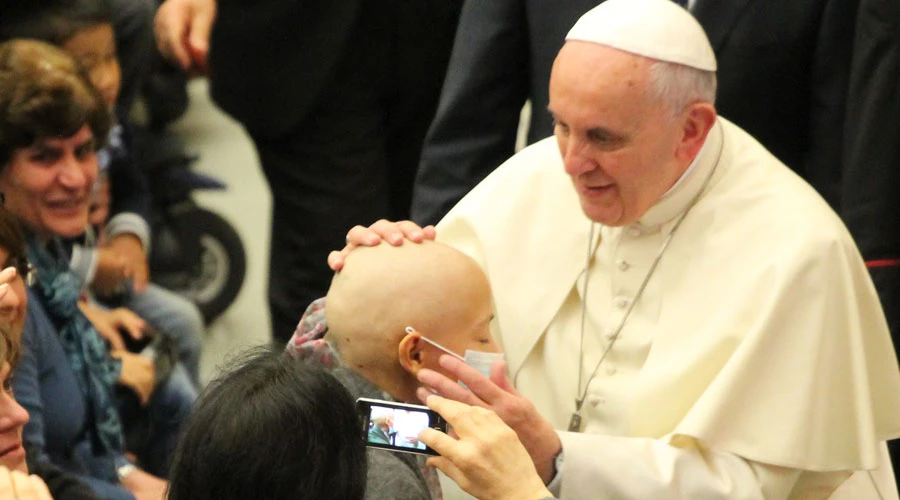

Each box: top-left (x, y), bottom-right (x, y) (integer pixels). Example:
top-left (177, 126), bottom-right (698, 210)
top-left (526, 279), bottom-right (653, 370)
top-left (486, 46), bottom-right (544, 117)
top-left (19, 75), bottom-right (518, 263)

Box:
top-left (176, 208), bottom-right (247, 323)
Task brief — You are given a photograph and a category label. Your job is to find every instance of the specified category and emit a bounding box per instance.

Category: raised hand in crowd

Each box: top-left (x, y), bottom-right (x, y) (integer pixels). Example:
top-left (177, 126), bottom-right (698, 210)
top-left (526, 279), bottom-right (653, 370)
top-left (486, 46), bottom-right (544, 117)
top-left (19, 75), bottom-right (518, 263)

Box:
top-left (154, 0), bottom-right (216, 73)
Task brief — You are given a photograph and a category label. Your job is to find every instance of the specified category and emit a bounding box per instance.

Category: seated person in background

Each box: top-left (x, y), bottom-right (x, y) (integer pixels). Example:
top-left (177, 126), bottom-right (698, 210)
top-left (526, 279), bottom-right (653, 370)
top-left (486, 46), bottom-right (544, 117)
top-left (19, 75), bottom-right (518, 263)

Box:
top-left (166, 347), bottom-right (367, 500)
top-left (0, 39), bottom-right (193, 500)
top-left (287, 240), bottom-right (502, 500)
top-left (0, 0), bottom-right (204, 387)
top-left (0, 205), bottom-right (98, 500)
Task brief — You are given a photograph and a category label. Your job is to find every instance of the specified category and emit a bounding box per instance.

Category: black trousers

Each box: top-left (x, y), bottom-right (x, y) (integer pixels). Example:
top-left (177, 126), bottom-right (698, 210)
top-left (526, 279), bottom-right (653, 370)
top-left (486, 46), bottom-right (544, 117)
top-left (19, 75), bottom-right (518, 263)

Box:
top-left (252, 0), bottom-right (462, 344)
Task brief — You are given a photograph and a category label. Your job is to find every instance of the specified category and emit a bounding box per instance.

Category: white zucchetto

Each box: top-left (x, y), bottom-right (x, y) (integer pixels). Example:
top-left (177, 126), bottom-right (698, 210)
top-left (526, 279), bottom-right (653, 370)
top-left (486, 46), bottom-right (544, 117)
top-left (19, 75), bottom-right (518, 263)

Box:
top-left (565, 0), bottom-right (717, 72)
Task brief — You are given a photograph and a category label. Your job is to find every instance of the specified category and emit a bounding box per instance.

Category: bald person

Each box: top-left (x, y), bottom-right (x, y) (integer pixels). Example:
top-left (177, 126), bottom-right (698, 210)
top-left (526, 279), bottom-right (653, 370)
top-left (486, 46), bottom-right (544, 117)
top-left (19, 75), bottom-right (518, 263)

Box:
top-left (333, 0), bottom-right (900, 498)
top-left (286, 240), bottom-right (500, 500)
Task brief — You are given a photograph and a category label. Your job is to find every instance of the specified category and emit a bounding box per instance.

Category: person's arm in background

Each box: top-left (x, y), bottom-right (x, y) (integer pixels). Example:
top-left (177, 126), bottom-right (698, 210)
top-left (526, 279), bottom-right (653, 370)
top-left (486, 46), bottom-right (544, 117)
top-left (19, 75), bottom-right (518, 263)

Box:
top-left (154, 0), bottom-right (216, 73)
top-left (99, 123), bottom-right (152, 294)
top-left (410, 0), bottom-right (530, 226)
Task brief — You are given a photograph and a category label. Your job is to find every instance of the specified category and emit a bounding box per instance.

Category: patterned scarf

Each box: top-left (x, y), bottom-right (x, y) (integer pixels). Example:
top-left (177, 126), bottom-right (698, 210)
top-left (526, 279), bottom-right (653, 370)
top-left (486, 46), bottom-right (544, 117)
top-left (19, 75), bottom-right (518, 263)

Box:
top-left (287, 298), bottom-right (444, 500)
top-left (27, 236), bottom-right (125, 456)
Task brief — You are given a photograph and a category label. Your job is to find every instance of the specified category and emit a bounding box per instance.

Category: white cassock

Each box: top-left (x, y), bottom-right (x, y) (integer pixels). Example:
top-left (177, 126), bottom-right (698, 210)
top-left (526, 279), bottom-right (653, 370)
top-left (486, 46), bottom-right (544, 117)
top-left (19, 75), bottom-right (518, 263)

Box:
top-left (435, 117), bottom-right (900, 499)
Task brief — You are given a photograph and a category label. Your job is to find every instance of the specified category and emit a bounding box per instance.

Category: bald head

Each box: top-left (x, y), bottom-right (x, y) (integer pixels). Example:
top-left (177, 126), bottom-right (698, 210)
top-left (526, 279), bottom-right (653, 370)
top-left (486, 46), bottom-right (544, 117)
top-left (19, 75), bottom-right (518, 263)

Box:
top-left (325, 241), bottom-right (494, 392)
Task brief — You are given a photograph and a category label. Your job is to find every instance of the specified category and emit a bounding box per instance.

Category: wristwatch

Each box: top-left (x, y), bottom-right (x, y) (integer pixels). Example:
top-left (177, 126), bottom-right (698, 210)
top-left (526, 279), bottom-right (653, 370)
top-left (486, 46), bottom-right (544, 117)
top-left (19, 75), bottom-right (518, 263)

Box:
top-left (117, 463), bottom-right (137, 481)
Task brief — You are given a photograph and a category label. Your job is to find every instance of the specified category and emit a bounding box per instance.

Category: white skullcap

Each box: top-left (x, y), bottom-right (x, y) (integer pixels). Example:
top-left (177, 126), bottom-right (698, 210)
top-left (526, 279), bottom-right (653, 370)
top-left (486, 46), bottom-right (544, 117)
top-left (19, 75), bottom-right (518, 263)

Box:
top-left (370, 406), bottom-right (394, 422)
top-left (565, 0), bottom-right (717, 72)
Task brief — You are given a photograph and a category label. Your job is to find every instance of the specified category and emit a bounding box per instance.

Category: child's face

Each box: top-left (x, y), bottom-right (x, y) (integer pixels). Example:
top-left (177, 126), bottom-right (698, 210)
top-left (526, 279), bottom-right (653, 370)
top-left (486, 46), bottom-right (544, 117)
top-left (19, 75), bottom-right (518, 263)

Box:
top-left (63, 23), bottom-right (121, 110)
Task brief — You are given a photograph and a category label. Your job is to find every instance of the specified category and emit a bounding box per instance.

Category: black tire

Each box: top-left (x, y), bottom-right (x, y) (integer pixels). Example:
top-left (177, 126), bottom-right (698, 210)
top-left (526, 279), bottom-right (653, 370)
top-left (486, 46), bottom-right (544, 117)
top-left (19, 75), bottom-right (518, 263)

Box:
top-left (172, 208), bottom-right (246, 324)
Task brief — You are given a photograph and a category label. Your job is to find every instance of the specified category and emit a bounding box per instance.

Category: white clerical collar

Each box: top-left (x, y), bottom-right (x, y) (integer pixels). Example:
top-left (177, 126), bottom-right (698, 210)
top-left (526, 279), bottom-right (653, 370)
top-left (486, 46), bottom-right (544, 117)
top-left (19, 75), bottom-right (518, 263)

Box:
top-left (659, 149), bottom-right (701, 200)
top-left (638, 118), bottom-right (724, 229)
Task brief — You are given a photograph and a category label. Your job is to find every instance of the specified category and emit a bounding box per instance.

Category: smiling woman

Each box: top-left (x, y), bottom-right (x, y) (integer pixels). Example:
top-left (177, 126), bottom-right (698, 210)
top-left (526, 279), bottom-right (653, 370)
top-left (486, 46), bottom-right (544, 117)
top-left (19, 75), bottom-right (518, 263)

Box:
top-left (0, 40), bottom-right (108, 242)
top-left (0, 39), bottom-right (186, 500)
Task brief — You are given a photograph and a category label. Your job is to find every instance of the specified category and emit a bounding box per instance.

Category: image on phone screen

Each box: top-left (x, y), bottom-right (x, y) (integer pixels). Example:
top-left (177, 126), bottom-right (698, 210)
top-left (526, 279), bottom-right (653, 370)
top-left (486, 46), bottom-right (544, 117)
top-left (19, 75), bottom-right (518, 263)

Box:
top-left (356, 397), bottom-right (446, 456)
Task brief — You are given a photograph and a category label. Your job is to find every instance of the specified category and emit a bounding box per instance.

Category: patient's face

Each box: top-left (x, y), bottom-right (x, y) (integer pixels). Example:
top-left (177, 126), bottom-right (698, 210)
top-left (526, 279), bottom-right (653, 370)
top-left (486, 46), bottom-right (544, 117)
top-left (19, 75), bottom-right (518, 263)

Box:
top-left (420, 274), bottom-right (501, 374)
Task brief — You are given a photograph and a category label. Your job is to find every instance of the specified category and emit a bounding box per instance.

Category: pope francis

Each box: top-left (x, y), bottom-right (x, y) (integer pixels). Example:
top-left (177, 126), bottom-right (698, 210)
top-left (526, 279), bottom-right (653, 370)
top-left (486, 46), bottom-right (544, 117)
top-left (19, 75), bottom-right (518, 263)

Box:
top-left (332, 0), bottom-right (900, 498)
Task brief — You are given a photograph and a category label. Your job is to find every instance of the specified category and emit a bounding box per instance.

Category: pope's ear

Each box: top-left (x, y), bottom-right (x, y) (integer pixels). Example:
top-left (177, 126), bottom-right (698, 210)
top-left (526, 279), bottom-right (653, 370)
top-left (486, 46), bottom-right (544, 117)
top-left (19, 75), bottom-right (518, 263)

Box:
top-left (676, 102), bottom-right (717, 160)
top-left (398, 330), bottom-right (425, 374)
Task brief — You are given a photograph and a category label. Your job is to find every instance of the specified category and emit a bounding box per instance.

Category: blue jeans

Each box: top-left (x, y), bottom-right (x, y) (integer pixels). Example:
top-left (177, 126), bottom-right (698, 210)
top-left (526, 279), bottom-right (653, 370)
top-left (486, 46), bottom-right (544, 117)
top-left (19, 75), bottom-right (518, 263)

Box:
top-left (118, 363), bottom-right (197, 476)
top-left (122, 284), bottom-right (204, 386)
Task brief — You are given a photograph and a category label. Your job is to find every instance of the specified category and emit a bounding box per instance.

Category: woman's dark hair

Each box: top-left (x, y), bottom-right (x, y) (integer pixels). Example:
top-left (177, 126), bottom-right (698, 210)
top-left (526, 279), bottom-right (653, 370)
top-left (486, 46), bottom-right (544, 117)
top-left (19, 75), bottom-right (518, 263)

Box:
top-left (167, 347), bottom-right (368, 500)
top-left (0, 39), bottom-right (110, 168)
top-left (0, 0), bottom-right (113, 47)
top-left (0, 203), bottom-right (27, 368)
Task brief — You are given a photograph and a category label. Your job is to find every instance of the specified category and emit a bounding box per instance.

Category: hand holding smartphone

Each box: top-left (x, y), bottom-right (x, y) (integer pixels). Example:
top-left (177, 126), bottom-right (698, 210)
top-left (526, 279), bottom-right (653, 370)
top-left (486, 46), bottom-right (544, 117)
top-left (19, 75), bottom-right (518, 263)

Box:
top-left (356, 398), bottom-right (447, 456)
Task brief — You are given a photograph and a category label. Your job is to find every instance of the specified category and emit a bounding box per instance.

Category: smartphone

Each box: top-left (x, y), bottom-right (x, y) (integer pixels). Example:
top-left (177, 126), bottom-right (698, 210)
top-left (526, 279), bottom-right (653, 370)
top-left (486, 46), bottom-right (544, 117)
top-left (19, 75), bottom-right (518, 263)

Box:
top-left (356, 397), bottom-right (447, 456)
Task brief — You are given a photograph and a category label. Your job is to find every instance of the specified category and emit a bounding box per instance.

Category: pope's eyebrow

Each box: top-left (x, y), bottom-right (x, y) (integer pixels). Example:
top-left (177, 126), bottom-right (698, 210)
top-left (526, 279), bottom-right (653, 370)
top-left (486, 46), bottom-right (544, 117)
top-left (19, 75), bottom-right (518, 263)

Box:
top-left (586, 127), bottom-right (626, 144)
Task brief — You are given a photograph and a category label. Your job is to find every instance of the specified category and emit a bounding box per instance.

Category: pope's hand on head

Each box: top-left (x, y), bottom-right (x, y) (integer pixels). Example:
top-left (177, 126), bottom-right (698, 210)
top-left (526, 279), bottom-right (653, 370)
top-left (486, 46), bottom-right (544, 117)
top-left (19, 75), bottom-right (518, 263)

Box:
top-left (417, 395), bottom-right (553, 500)
top-left (417, 355), bottom-right (561, 483)
top-left (327, 219), bottom-right (436, 271)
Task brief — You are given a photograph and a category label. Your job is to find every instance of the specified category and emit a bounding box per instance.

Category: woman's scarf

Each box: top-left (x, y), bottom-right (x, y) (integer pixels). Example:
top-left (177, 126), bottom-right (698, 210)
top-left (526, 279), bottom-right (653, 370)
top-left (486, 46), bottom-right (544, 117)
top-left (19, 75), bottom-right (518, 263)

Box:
top-left (27, 235), bottom-right (125, 456)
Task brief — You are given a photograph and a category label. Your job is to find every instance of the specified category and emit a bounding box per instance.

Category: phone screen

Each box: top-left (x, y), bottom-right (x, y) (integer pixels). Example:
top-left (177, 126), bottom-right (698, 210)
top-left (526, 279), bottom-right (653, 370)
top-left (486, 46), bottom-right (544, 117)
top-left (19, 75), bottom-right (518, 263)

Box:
top-left (356, 398), bottom-right (446, 456)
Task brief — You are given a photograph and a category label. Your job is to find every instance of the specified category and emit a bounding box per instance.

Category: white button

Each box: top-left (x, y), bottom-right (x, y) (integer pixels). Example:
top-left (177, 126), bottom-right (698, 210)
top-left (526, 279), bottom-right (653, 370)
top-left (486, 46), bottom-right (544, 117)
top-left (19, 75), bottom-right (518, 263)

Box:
top-left (616, 259), bottom-right (630, 271)
top-left (589, 397), bottom-right (601, 408)
top-left (614, 296), bottom-right (631, 309)
top-left (605, 365), bottom-right (617, 375)
top-left (627, 225), bottom-right (642, 237)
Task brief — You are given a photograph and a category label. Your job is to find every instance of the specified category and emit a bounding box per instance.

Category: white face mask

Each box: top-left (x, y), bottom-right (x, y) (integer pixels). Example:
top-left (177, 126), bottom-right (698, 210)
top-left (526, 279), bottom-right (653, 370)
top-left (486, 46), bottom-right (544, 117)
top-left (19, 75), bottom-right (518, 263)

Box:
top-left (406, 326), bottom-right (504, 378)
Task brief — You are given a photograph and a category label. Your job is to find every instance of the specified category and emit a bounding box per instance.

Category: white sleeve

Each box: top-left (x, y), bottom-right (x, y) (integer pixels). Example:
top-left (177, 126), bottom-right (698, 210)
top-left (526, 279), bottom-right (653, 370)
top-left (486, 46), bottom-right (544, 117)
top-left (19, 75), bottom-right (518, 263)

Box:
top-left (554, 432), bottom-right (850, 499)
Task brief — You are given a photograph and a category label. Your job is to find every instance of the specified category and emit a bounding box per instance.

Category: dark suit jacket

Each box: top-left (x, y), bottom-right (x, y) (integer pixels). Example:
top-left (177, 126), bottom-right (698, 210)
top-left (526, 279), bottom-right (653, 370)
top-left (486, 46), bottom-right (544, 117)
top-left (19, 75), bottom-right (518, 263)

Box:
top-left (412, 0), bottom-right (857, 224)
top-left (842, 0), bottom-right (900, 337)
top-left (208, 0), bottom-right (362, 140)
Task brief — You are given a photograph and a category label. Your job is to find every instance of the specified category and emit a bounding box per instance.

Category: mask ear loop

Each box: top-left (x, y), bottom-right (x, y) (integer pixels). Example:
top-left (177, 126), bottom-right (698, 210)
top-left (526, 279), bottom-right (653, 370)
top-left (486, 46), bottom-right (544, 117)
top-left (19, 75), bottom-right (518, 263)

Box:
top-left (405, 326), bottom-right (466, 362)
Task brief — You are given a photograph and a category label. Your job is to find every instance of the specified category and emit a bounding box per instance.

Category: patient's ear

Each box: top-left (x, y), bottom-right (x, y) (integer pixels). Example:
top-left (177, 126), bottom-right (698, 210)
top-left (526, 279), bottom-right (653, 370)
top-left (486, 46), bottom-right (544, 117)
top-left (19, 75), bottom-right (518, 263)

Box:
top-left (398, 330), bottom-right (425, 375)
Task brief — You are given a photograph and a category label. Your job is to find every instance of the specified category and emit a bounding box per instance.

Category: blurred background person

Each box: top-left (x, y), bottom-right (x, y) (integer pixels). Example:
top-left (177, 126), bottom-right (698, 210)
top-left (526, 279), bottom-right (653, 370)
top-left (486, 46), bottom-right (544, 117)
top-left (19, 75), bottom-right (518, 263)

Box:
top-left (155, 0), bottom-right (463, 344)
top-left (842, 0), bottom-right (900, 482)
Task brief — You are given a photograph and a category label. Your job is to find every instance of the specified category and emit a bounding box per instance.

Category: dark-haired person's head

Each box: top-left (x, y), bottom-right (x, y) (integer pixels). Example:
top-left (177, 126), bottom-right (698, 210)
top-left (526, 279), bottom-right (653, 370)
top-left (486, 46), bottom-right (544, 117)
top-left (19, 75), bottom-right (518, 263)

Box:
top-left (166, 348), bottom-right (368, 500)
top-left (0, 39), bottom-right (109, 240)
